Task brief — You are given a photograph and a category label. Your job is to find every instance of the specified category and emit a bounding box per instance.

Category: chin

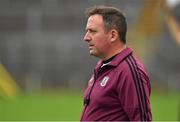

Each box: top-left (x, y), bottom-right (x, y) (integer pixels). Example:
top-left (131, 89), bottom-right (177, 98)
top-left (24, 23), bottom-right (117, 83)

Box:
top-left (90, 51), bottom-right (95, 56)
top-left (90, 53), bottom-right (99, 58)
top-left (90, 52), bottom-right (94, 56)
top-left (89, 50), bottom-right (99, 57)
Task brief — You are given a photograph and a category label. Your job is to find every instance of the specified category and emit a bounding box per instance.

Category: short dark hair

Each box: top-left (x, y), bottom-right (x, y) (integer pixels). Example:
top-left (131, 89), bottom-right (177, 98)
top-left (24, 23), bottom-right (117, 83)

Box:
top-left (85, 6), bottom-right (127, 43)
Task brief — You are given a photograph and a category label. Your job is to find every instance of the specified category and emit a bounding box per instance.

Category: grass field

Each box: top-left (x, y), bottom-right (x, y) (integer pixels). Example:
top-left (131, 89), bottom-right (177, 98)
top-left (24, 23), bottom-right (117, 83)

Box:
top-left (0, 90), bottom-right (179, 121)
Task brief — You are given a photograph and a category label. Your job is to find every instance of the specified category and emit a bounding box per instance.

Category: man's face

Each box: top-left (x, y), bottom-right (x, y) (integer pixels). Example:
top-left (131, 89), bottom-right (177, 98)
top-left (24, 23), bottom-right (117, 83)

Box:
top-left (84, 14), bottom-right (111, 58)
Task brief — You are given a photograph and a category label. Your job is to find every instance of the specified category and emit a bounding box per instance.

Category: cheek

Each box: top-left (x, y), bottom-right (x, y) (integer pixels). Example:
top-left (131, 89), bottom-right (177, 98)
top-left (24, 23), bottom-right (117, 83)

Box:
top-left (96, 37), bottom-right (109, 50)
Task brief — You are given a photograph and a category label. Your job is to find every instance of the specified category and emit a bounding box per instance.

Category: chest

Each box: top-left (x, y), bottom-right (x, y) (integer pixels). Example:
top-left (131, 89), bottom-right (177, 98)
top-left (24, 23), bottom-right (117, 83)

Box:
top-left (85, 68), bottom-right (120, 107)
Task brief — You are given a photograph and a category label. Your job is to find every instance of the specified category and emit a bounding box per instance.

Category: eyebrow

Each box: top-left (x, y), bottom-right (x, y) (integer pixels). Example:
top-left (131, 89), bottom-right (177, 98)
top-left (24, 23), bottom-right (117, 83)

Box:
top-left (85, 27), bottom-right (96, 31)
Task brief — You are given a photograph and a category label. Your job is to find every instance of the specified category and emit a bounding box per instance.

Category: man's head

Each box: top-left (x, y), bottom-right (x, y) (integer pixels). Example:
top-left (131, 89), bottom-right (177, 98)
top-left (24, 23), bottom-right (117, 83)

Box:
top-left (84, 6), bottom-right (127, 60)
top-left (85, 6), bottom-right (127, 43)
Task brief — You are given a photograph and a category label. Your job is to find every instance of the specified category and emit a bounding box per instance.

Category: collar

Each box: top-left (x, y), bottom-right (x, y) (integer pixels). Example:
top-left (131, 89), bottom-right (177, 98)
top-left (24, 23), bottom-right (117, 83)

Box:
top-left (95, 47), bottom-right (133, 70)
top-left (102, 54), bottom-right (118, 64)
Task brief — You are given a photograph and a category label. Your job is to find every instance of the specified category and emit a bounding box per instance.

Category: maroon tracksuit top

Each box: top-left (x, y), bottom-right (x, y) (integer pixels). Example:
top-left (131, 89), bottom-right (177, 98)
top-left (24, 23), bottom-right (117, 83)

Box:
top-left (81, 47), bottom-right (152, 121)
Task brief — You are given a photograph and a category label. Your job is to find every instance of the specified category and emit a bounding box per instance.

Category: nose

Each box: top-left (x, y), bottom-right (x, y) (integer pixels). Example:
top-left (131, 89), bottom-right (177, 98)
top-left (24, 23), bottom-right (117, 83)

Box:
top-left (83, 32), bottom-right (91, 42)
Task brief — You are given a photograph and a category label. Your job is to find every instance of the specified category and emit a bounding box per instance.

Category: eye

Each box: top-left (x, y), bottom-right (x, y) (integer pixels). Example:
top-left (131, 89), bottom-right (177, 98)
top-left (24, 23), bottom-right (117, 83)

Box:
top-left (85, 28), bottom-right (97, 35)
top-left (89, 29), bottom-right (97, 33)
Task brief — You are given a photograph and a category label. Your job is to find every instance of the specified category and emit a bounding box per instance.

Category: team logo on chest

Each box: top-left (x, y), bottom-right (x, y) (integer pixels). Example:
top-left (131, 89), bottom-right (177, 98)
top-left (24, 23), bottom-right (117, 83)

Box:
top-left (100, 76), bottom-right (109, 87)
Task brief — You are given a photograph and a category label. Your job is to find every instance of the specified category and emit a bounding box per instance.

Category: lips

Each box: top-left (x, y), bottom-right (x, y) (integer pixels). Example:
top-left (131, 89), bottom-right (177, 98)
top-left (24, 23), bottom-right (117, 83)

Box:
top-left (89, 44), bottom-right (94, 49)
top-left (89, 43), bottom-right (94, 46)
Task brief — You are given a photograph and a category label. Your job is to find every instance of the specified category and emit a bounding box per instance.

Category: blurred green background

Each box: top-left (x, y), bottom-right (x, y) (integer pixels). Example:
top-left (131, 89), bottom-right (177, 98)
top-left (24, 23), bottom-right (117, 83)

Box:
top-left (0, 90), bottom-right (179, 121)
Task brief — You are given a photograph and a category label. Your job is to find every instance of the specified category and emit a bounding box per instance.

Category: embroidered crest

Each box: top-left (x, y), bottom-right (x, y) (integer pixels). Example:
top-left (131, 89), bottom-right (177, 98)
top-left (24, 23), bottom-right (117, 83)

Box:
top-left (100, 76), bottom-right (109, 87)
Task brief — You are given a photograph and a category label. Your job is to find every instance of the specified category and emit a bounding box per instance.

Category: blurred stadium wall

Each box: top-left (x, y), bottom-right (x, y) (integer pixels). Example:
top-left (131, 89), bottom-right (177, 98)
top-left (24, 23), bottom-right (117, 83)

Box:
top-left (0, 0), bottom-right (180, 92)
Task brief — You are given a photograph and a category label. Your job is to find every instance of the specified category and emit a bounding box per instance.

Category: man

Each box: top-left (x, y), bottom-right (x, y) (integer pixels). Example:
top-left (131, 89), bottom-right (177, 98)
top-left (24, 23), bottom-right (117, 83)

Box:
top-left (80, 6), bottom-right (152, 121)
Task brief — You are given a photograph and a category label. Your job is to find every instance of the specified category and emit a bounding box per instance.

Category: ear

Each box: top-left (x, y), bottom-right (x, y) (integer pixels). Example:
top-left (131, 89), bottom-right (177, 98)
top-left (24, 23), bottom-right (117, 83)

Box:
top-left (109, 29), bottom-right (118, 43)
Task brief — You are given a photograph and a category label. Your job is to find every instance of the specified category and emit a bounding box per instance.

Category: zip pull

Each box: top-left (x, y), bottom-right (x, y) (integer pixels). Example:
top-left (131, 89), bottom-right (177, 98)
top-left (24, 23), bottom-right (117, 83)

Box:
top-left (84, 95), bottom-right (90, 106)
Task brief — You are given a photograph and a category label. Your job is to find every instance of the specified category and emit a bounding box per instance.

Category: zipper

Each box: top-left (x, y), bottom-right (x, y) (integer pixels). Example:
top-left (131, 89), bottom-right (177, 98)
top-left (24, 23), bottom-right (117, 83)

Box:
top-left (81, 69), bottom-right (97, 120)
top-left (86, 69), bottom-right (97, 105)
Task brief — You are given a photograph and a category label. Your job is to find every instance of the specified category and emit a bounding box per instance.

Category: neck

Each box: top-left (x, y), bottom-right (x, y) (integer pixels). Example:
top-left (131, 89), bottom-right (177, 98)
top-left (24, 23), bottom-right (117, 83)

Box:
top-left (102, 44), bottom-right (127, 61)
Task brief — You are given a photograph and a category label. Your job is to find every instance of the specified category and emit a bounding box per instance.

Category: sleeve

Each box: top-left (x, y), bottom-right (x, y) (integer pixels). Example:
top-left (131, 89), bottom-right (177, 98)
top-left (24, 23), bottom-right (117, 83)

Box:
top-left (117, 65), bottom-right (152, 121)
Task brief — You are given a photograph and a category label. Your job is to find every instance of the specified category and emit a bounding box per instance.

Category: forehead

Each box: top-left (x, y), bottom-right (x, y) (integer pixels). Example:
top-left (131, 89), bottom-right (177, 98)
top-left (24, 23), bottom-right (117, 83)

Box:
top-left (86, 14), bottom-right (104, 28)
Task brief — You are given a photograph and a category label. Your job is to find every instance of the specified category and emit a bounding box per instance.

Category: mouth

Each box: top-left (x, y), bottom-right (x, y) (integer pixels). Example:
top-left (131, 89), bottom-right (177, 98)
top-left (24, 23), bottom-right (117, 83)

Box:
top-left (89, 44), bottom-right (94, 50)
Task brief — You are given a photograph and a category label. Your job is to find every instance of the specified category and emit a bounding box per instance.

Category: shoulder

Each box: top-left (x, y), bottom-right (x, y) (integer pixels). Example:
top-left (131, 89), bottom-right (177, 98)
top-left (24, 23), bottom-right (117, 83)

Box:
top-left (118, 55), bottom-right (148, 76)
top-left (115, 55), bottom-right (148, 83)
top-left (115, 58), bottom-right (133, 77)
top-left (116, 55), bottom-right (150, 86)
